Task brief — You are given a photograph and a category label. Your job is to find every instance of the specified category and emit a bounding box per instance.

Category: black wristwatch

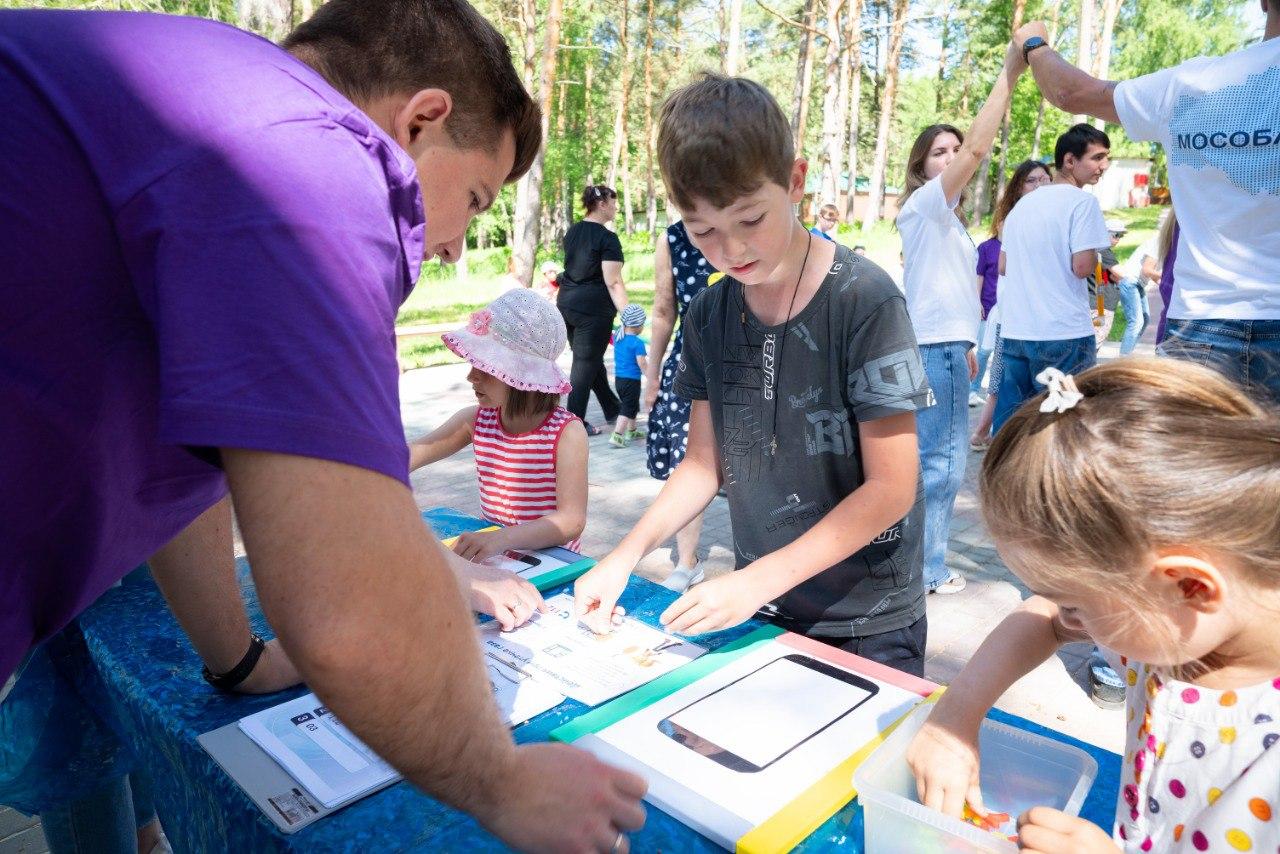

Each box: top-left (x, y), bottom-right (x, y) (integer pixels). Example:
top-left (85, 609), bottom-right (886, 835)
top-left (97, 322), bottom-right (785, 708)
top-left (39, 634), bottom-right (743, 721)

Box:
top-left (1022, 35), bottom-right (1049, 64)
top-left (202, 633), bottom-right (267, 691)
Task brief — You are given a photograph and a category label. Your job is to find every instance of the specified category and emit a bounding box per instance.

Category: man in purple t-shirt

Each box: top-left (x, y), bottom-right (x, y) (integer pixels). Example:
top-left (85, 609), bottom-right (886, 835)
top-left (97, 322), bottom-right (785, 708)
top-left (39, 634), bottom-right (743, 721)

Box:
top-left (0, 2), bottom-right (645, 850)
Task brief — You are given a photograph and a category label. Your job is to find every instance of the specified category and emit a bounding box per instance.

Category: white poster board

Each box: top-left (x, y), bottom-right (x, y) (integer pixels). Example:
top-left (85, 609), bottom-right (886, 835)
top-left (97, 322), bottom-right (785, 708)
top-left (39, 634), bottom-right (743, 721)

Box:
top-left (573, 641), bottom-right (922, 848)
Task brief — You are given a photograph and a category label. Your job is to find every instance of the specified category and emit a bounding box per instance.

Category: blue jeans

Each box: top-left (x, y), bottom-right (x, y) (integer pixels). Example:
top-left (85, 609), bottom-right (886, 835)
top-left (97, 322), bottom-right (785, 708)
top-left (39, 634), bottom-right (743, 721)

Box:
top-left (1118, 278), bottom-right (1150, 356)
top-left (1159, 319), bottom-right (1280, 403)
top-left (971, 319), bottom-right (993, 395)
top-left (993, 336), bottom-right (1097, 434)
top-left (41, 773), bottom-right (156, 854)
top-left (916, 342), bottom-right (970, 589)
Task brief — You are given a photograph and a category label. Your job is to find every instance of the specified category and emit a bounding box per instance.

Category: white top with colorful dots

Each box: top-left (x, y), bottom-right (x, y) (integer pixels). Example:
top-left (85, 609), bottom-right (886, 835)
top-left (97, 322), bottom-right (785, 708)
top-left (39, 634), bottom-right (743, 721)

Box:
top-left (1109, 654), bottom-right (1280, 852)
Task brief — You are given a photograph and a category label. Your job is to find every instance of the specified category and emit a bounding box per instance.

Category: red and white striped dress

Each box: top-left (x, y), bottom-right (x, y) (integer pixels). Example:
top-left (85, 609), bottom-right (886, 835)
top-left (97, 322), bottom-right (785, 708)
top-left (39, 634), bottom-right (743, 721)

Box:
top-left (472, 406), bottom-right (581, 552)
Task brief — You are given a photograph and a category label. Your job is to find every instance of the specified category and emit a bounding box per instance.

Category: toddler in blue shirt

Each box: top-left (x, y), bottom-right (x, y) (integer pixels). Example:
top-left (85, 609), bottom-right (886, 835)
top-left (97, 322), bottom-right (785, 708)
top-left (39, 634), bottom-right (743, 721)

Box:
top-left (610, 304), bottom-right (648, 447)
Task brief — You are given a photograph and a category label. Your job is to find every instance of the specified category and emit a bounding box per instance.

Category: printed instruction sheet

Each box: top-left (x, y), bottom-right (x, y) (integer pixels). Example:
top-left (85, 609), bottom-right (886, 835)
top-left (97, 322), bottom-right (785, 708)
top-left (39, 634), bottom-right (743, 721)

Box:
top-left (479, 593), bottom-right (705, 706)
top-left (238, 669), bottom-right (565, 808)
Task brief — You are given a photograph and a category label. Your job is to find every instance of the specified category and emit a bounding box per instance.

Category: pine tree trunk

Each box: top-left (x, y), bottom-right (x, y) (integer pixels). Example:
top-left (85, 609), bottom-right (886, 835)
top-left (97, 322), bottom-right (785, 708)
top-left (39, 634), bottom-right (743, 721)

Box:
top-left (1029, 1), bottom-right (1062, 159)
top-left (622, 143), bottom-right (635, 234)
top-left (790, 0), bottom-right (819, 152)
top-left (842, 0), bottom-right (864, 220)
top-left (607, 0), bottom-right (632, 187)
top-left (935, 12), bottom-right (949, 114)
top-left (1093, 0), bottom-right (1122, 129)
top-left (512, 0), bottom-right (563, 288)
top-left (1031, 97), bottom-right (1048, 160)
top-left (237, 0), bottom-right (291, 38)
top-left (994, 0), bottom-right (1028, 201)
top-left (1074, 0), bottom-right (1096, 123)
top-left (717, 0), bottom-right (729, 71)
top-left (859, 0), bottom-right (909, 231)
top-left (725, 0), bottom-right (744, 75)
top-left (643, 0), bottom-right (658, 234)
top-left (584, 30), bottom-right (595, 182)
top-left (817, 0), bottom-right (844, 212)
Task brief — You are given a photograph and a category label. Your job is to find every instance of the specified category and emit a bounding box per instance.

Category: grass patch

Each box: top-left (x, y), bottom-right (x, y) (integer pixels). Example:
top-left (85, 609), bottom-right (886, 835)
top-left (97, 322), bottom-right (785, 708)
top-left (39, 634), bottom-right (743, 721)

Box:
top-left (398, 337), bottom-right (457, 371)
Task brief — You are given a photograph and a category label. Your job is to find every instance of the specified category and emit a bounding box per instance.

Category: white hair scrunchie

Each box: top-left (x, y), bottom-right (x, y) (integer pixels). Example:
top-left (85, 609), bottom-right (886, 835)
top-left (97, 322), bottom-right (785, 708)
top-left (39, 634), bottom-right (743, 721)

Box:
top-left (1036, 367), bottom-right (1084, 414)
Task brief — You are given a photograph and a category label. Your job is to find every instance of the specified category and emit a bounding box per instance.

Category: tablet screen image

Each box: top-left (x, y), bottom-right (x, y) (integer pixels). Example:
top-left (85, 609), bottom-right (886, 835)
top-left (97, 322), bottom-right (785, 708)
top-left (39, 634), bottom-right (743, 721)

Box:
top-left (659, 654), bottom-right (877, 772)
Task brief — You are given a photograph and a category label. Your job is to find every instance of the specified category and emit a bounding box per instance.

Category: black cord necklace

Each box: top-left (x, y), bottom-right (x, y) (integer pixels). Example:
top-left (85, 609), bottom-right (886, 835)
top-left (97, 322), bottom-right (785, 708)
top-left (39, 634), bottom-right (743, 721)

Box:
top-left (741, 231), bottom-right (813, 458)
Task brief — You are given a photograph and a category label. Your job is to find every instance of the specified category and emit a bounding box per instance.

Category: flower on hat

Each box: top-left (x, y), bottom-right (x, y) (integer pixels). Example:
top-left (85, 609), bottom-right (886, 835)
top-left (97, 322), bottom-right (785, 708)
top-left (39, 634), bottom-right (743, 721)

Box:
top-left (468, 308), bottom-right (492, 336)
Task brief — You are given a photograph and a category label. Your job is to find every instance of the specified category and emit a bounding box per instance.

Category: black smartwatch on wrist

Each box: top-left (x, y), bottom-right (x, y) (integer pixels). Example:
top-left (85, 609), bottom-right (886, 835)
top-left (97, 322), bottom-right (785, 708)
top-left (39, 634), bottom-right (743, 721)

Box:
top-left (1022, 36), bottom-right (1049, 64)
top-left (202, 633), bottom-right (266, 691)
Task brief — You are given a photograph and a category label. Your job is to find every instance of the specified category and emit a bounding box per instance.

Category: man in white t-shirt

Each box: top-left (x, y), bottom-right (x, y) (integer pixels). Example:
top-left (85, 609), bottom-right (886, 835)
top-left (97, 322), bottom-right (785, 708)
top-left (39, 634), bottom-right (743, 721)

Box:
top-left (1013, 5), bottom-right (1280, 399)
top-left (992, 124), bottom-right (1112, 433)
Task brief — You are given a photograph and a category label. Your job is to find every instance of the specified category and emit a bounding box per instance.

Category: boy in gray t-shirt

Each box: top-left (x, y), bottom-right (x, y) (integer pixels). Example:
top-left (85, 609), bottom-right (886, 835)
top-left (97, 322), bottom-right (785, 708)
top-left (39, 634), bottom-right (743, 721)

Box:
top-left (574, 74), bottom-right (933, 675)
top-left (671, 248), bottom-right (931, 651)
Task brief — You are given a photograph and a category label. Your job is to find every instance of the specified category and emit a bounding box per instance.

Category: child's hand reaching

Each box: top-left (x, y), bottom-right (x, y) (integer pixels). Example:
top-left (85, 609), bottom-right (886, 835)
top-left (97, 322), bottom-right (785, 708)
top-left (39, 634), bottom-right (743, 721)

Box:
top-left (659, 571), bottom-right (769, 635)
top-left (452, 528), bottom-right (510, 563)
top-left (573, 550), bottom-right (637, 634)
top-left (1015, 807), bottom-right (1118, 853)
top-left (905, 707), bottom-right (986, 820)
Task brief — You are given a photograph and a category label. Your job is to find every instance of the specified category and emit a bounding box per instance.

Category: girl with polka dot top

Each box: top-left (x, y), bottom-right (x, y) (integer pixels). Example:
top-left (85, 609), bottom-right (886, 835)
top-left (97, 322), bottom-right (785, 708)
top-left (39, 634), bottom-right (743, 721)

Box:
top-left (906, 358), bottom-right (1280, 853)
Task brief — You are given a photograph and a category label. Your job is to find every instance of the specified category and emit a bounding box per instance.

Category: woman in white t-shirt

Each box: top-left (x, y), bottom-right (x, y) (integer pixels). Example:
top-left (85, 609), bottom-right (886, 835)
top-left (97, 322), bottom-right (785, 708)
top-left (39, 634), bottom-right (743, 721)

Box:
top-left (895, 41), bottom-right (1028, 595)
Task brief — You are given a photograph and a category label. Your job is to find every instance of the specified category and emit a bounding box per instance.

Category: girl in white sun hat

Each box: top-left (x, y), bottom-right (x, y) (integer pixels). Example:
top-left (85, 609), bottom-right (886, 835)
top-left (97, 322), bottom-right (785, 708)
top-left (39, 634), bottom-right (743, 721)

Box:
top-left (409, 289), bottom-right (589, 614)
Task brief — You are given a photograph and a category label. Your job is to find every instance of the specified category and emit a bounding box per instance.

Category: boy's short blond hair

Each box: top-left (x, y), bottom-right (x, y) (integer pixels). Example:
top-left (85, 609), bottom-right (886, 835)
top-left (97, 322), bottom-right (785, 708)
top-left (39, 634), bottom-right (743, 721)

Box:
top-left (657, 73), bottom-right (794, 211)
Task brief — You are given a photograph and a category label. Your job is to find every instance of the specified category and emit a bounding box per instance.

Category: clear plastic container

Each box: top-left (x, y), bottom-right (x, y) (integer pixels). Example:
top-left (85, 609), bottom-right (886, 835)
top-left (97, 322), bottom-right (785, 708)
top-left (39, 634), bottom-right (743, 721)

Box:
top-left (853, 704), bottom-right (1098, 853)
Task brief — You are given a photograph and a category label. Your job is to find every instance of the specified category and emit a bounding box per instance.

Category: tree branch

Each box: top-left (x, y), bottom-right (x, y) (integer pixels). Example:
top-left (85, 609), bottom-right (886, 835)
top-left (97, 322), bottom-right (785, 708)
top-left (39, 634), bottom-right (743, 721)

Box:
top-left (755, 0), bottom-right (829, 39)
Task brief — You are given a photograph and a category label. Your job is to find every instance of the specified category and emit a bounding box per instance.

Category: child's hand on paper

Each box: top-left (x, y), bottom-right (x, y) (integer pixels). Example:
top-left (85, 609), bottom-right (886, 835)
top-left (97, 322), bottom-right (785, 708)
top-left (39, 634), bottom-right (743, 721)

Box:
top-left (574, 551), bottom-right (636, 635)
top-left (453, 554), bottom-right (546, 631)
top-left (905, 707), bottom-right (985, 820)
top-left (452, 528), bottom-right (510, 563)
top-left (659, 571), bottom-right (767, 635)
top-left (1015, 807), bottom-right (1118, 853)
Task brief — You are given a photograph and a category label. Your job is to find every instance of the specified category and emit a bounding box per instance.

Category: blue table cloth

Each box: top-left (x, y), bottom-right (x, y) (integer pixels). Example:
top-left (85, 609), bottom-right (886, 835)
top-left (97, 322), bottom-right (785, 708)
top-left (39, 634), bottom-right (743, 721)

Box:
top-left (77, 509), bottom-right (1119, 852)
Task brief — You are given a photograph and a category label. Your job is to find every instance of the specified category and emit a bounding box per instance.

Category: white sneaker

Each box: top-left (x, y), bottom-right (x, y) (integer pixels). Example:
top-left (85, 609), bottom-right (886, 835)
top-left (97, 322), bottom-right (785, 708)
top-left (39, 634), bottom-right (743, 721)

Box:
top-left (968, 391), bottom-right (984, 407)
top-left (928, 571), bottom-right (967, 595)
top-left (660, 564), bottom-right (705, 592)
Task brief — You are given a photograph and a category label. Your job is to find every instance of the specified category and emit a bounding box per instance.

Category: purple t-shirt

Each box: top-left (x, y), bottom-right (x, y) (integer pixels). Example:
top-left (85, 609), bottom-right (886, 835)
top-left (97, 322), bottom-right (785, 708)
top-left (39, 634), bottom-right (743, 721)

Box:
top-left (976, 237), bottom-right (1001, 319)
top-left (0, 10), bottom-right (425, 680)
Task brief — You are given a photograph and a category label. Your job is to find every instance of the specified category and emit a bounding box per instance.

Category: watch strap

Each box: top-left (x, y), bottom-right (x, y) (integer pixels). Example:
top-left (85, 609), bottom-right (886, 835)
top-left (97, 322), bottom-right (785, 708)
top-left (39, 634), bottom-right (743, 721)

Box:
top-left (202, 633), bottom-right (266, 691)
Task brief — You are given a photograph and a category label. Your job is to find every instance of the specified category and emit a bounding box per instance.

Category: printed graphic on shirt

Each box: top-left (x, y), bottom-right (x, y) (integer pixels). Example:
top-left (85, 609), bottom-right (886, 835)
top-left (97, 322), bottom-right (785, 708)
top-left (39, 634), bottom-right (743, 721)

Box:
top-left (1169, 65), bottom-right (1280, 195)
top-left (720, 341), bottom-right (767, 486)
top-left (789, 385), bottom-right (823, 410)
top-left (805, 409), bottom-right (854, 457)
top-left (849, 348), bottom-right (933, 410)
top-left (792, 321), bottom-right (819, 352)
top-left (764, 493), bottom-right (834, 535)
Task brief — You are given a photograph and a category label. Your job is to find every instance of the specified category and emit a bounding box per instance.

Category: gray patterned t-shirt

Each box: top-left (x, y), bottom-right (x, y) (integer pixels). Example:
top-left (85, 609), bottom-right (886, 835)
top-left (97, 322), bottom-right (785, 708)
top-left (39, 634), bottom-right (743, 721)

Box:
top-left (674, 245), bottom-right (933, 638)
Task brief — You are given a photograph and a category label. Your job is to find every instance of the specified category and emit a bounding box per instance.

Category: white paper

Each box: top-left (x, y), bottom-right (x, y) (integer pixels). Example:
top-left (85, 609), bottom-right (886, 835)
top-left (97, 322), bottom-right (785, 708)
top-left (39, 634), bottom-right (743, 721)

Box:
top-left (668, 656), bottom-right (873, 769)
top-left (486, 658), bottom-right (566, 726)
top-left (238, 669), bottom-right (565, 808)
top-left (238, 694), bottom-right (397, 809)
top-left (479, 593), bottom-right (705, 706)
top-left (586, 641), bottom-right (924, 842)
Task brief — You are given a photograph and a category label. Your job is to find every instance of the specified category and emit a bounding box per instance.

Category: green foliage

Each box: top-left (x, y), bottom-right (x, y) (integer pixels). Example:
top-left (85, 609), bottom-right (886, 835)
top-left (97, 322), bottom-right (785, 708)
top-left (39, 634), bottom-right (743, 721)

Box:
top-left (18, 0), bottom-right (1254, 295)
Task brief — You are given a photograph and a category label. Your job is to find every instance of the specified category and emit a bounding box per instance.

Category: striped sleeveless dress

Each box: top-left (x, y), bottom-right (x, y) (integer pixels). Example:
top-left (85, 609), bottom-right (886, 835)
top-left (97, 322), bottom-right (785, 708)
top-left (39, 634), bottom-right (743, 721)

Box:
top-left (472, 405), bottom-right (581, 552)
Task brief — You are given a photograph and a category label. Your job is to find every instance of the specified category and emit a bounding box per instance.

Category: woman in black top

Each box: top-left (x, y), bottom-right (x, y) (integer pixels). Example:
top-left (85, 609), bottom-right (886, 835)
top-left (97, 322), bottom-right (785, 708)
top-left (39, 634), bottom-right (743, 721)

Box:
top-left (557, 185), bottom-right (629, 434)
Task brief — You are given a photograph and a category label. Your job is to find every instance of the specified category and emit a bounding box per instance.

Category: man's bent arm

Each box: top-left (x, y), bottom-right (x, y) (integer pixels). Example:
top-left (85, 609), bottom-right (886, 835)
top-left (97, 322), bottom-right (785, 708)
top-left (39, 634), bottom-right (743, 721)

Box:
top-left (222, 450), bottom-right (515, 818)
